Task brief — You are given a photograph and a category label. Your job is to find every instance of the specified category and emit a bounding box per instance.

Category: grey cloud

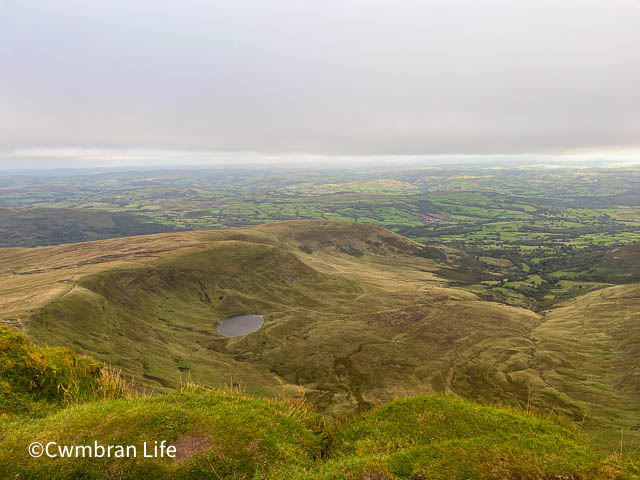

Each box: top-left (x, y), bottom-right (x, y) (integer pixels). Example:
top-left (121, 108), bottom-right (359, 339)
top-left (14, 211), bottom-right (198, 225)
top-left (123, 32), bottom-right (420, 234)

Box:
top-left (1, 0), bottom-right (639, 163)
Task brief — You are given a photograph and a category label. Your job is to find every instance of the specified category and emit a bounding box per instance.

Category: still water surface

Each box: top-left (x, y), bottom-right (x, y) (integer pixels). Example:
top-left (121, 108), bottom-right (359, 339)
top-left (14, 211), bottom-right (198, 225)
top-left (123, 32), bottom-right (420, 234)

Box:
top-left (216, 314), bottom-right (264, 337)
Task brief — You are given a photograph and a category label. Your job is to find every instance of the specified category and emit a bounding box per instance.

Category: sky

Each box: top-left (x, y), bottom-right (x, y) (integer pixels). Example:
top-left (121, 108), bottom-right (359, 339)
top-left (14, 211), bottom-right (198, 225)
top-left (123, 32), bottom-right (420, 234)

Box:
top-left (1, 0), bottom-right (639, 167)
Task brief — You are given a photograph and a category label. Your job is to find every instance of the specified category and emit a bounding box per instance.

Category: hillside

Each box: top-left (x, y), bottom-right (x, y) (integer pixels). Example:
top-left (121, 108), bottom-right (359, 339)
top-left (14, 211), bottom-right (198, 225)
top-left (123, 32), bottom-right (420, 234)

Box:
top-left (1, 220), bottom-right (639, 455)
top-left (5, 391), bottom-right (634, 479)
top-left (532, 284), bottom-right (640, 450)
top-left (2, 221), bottom-right (535, 416)
top-left (585, 244), bottom-right (640, 284)
top-left (0, 333), bottom-right (635, 479)
top-left (0, 207), bottom-right (176, 247)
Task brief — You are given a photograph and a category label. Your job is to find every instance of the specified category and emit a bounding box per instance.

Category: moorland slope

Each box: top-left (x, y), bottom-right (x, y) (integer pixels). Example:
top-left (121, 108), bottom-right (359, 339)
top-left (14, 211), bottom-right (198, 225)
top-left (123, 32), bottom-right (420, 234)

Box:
top-left (1, 220), bottom-right (639, 454)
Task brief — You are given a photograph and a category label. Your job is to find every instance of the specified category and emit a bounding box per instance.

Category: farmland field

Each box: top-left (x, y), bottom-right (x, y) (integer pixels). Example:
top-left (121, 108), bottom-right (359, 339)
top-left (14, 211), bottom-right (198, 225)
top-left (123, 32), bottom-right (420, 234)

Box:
top-left (3, 163), bottom-right (640, 309)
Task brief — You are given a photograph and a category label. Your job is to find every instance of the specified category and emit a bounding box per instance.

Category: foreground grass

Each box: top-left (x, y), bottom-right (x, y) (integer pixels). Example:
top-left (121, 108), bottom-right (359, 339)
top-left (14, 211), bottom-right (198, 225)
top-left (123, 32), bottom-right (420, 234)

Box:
top-left (292, 395), bottom-right (639, 479)
top-left (1, 392), bottom-right (637, 480)
top-left (1, 331), bottom-right (637, 479)
top-left (0, 390), bottom-right (326, 480)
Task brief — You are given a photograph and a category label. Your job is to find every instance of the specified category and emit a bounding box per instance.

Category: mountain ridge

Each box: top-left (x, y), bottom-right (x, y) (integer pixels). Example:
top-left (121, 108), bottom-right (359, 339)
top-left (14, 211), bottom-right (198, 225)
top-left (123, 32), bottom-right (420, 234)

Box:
top-left (1, 220), bottom-right (639, 455)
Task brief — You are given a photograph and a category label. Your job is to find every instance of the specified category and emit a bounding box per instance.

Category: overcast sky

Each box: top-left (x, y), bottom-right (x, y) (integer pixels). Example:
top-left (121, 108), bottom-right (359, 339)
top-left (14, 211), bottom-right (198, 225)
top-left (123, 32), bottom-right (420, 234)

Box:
top-left (1, 0), bottom-right (639, 167)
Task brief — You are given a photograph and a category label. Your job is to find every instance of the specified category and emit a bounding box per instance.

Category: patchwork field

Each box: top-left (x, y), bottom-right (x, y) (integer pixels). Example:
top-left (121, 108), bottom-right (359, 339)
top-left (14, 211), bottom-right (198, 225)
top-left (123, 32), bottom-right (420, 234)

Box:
top-left (4, 165), bottom-right (640, 314)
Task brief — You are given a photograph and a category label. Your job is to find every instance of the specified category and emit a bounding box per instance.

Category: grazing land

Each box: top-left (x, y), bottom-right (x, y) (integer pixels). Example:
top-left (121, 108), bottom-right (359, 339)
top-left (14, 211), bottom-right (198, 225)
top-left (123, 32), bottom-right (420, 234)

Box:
top-left (3, 164), bottom-right (640, 310)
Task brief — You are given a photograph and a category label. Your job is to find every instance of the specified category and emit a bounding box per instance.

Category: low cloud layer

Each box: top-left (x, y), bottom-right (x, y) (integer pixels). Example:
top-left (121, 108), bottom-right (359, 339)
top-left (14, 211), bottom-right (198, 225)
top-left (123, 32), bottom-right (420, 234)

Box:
top-left (1, 0), bottom-right (639, 162)
top-left (2, 148), bottom-right (639, 170)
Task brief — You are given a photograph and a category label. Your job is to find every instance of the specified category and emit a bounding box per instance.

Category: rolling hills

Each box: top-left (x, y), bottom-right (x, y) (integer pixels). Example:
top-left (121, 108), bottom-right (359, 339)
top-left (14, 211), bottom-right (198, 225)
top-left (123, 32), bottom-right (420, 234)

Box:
top-left (1, 220), bottom-right (639, 458)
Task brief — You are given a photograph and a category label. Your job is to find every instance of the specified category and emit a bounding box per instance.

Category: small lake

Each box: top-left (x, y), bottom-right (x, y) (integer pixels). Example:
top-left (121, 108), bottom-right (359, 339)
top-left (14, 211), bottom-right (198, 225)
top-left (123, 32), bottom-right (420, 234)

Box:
top-left (216, 314), bottom-right (264, 337)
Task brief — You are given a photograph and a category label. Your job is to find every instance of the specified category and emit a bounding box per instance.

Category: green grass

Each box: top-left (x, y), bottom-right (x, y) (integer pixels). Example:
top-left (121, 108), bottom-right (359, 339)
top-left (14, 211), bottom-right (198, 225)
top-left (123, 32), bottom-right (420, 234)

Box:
top-left (0, 327), bottom-right (126, 417)
top-left (1, 389), bottom-right (637, 479)
top-left (6, 327), bottom-right (633, 478)
top-left (0, 389), bottom-right (327, 480)
top-left (290, 395), bottom-right (637, 480)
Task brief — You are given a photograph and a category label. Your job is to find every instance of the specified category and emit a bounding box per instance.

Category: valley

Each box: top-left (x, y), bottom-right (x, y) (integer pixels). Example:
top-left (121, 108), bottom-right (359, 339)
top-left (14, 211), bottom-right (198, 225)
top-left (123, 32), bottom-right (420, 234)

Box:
top-left (1, 220), bottom-right (639, 458)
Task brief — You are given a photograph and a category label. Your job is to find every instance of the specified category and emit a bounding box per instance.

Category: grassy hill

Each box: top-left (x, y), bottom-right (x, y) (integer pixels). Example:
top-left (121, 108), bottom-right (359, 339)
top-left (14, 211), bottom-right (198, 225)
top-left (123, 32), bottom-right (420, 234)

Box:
top-left (0, 331), bottom-right (636, 479)
top-left (1, 220), bottom-right (639, 457)
top-left (531, 284), bottom-right (640, 453)
top-left (585, 244), bottom-right (640, 284)
top-left (298, 395), bottom-right (638, 480)
top-left (0, 207), bottom-right (175, 247)
top-left (7, 221), bottom-right (537, 418)
top-left (5, 391), bottom-right (635, 479)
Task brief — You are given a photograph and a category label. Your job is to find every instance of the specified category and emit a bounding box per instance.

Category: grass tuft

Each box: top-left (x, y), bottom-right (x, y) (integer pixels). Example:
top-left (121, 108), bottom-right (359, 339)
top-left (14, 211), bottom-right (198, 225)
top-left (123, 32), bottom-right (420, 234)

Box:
top-left (0, 326), bottom-right (127, 417)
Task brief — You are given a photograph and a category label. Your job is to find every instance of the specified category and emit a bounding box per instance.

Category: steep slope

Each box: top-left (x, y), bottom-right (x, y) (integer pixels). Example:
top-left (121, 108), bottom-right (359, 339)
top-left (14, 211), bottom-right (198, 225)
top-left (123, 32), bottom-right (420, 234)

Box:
top-left (27, 241), bottom-right (362, 399)
top-left (13, 222), bottom-right (540, 418)
top-left (531, 284), bottom-right (640, 454)
top-left (2, 220), bottom-right (639, 453)
top-left (0, 230), bottom-right (211, 327)
top-left (457, 280), bottom-right (640, 455)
